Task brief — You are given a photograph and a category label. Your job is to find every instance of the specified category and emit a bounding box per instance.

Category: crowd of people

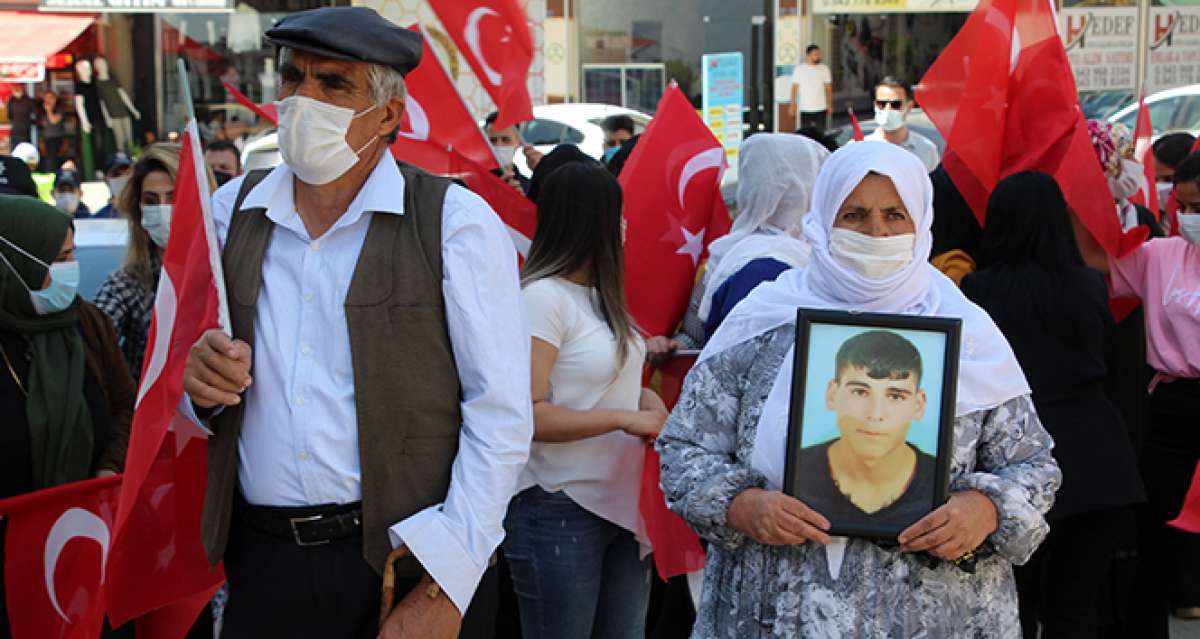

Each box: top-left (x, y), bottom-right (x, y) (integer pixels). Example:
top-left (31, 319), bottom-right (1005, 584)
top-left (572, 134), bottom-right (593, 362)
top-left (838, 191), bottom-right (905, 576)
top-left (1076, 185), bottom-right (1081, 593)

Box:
top-left (0, 6), bottom-right (1197, 639)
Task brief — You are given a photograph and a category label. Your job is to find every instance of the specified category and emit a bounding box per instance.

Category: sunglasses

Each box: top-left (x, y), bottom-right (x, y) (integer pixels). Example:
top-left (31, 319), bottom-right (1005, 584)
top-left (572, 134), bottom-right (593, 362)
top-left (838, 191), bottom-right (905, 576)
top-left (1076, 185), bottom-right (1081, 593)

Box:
top-left (875, 99), bottom-right (905, 110)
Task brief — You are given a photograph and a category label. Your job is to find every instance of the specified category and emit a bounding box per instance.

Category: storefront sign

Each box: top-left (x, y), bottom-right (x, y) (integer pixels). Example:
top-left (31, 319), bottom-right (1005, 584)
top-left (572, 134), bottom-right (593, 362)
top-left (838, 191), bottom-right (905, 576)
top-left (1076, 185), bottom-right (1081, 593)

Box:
top-left (39, 0), bottom-right (231, 12)
top-left (1148, 6), bottom-right (1200, 93)
top-left (0, 59), bottom-right (45, 83)
top-left (701, 52), bottom-right (743, 183)
top-left (1060, 7), bottom-right (1138, 91)
top-left (812, 0), bottom-right (978, 15)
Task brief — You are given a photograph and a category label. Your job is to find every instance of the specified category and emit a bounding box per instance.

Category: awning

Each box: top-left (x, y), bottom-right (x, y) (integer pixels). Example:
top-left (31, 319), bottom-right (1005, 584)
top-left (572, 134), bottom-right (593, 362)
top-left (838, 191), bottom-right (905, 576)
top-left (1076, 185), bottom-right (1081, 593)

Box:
top-left (0, 12), bottom-right (94, 81)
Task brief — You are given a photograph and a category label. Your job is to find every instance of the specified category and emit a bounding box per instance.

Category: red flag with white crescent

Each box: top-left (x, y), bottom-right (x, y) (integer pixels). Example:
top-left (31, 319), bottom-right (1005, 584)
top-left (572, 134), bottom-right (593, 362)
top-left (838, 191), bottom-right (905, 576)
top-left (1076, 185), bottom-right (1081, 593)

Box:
top-left (1129, 93), bottom-right (1159, 220)
top-left (916, 0), bottom-right (1133, 256)
top-left (103, 119), bottom-right (226, 629)
top-left (620, 83), bottom-right (727, 579)
top-left (0, 475), bottom-right (121, 639)
top-left (448, 151), bottom-right (536, 259)
top-left (426, 0), bottom-right (534, 130)
top-left (621, 83), bottom-right (731, 338)
top-left (391, 24), bottom-right (500, 175)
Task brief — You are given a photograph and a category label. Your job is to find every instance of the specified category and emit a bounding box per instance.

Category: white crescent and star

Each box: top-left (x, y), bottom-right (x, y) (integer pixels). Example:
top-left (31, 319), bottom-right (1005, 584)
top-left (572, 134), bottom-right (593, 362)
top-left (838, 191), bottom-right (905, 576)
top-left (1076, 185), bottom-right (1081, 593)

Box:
top-left (135, 271), bottom-right (176, 409)
top-left (464, 7), bottom-right (507, 87)
top-left (399, 95), bottom-right (430, 142)
top-left (675, 226), bottom-right (707, 266)
top-left (676, 147), bottom-right (726, 211)
top-left (44, 508), bottom-right (111, 623)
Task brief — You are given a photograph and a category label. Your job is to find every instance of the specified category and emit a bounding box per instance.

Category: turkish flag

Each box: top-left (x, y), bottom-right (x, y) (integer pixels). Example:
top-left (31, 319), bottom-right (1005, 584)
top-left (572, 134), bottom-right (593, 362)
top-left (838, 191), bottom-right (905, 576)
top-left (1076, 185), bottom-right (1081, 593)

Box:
top-left (221, 81), bottom-right (277, 127)
top-left (0, 474), bottom-right (121, 639)
top-left (391, 25), bottom-right (500, 175)
top-left (1169, 461), bottom-right (1200, 534)
top-left (448, 151), bottom-right (537, 258)
top-left (427, 0), bottom-right (533, 130)
top-left (622, 84), bottom-right (727, 579)
top-left (916, 0), bottom-right (1125, 257)
top-left (621, 83), bottom-right (731, 338)
top-left (849, 108), bottom-right (864, 142)
top-left (103, 120), bottom-right (226, 630)
top-left (1129, 94), bottom-right (1159, 220)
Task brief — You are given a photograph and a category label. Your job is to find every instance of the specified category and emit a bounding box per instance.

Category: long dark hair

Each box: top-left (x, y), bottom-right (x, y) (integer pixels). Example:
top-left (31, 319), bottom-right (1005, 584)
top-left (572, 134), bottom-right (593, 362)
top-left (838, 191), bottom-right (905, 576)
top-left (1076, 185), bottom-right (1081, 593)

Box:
top-left (977, 171), bottom-right (1084, 271)
top-left (522, 162), bottom-right (638, 366)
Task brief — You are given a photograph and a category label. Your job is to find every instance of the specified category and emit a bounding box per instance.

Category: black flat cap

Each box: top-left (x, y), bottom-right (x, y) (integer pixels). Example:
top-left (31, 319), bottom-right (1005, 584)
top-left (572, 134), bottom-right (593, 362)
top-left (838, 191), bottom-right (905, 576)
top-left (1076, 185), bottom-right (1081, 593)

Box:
top-left (266, 7), bottom-right (423, 77)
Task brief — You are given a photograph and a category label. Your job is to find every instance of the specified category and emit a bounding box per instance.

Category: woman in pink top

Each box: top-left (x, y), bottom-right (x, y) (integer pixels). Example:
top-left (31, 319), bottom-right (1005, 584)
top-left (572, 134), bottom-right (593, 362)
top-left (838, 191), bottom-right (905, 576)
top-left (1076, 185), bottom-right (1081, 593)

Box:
top-left (1079, 152), bottom-right (1200, 635)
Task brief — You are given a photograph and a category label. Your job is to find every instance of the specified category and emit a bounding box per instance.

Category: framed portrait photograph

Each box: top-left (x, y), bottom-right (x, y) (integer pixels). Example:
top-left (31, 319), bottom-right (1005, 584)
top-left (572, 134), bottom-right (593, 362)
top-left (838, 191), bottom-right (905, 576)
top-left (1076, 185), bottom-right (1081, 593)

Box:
top-left (783, 309), bottom-right (961, 539)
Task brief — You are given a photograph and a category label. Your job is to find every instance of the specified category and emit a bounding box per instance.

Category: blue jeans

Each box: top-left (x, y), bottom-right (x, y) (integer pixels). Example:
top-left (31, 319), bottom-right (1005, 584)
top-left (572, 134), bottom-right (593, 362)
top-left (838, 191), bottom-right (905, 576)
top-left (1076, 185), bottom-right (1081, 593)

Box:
top-left (503, 487), bottom-right (652, 639)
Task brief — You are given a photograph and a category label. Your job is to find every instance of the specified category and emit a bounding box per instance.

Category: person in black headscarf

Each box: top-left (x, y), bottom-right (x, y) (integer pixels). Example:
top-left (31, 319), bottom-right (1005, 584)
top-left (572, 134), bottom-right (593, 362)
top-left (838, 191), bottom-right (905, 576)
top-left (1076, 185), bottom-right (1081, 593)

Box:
top-left (928, 165), bottom-right (982, 285)
top-left (526, 144), bottom-right (596, 203)
top-left (962, 172), bottom-right (1144, 639)
top-left (0, 194), bottom-right (134, 635)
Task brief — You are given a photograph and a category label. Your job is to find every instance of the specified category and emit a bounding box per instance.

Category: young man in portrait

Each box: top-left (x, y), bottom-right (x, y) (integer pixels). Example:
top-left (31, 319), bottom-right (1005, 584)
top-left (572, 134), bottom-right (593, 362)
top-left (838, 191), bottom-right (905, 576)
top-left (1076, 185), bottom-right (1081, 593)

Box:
top-left (797, 329), bottom-right (937, 530)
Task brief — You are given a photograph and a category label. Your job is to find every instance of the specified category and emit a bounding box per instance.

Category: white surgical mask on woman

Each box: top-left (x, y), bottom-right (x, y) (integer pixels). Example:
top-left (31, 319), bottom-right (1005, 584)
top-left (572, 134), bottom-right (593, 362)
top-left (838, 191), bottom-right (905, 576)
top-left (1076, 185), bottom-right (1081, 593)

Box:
top-left (1179, 213), bottom-right (1200, 246)
top-left (141, 204), bottom-right (173, 248)
top-left (828, 227), bottom-right (916, 280)
top-left (276, 95), bottom-right (379, 186)
top-left (0, 235), bottom-right (80, 315)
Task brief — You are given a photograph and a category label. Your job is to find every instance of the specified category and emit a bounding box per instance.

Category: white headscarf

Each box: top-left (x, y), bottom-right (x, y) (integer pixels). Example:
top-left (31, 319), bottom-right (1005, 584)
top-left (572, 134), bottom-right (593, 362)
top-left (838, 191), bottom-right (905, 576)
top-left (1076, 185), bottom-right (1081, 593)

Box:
top-left (699, 141), bottom-right (1030, 490)
top-left (698, 134), bottom-right (830, 321)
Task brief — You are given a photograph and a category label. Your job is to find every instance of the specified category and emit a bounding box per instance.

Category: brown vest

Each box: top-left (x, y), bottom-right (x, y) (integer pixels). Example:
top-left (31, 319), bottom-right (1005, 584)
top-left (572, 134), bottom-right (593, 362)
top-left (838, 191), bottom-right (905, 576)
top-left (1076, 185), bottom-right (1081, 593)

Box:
top-left (200, 162), bottom-right (462, 577)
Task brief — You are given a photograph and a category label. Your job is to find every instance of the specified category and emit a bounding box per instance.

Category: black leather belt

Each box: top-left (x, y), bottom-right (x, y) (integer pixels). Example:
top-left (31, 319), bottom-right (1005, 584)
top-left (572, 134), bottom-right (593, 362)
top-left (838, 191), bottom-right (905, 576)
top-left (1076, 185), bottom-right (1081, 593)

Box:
top-left (235, 499), bottom-right (363, 547)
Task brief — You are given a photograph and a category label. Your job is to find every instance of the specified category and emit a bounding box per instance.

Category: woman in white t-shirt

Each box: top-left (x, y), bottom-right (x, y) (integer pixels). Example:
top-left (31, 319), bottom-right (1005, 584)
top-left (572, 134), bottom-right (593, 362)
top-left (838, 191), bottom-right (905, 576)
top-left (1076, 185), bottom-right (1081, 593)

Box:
top-left (503, 161), bottom-right (668, 638)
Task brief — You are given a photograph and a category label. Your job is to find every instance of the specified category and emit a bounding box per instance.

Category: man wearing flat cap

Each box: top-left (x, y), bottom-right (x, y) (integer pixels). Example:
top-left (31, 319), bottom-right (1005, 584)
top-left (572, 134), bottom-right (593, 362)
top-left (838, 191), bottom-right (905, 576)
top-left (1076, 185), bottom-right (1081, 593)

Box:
top-left (181, 7), bottom-right (533, 638)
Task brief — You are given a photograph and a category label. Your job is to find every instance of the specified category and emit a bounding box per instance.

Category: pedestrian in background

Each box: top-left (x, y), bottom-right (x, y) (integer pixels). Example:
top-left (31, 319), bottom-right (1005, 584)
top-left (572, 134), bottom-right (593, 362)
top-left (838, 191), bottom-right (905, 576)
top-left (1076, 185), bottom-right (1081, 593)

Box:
top-left (39, 91), bottom-right (67, 173)
top-left (789, 45), bottom-right (832, 133)
top-left (93, 143), bottom-right (181, 380)
top-left (964, 171), bottom-right (1144, 638)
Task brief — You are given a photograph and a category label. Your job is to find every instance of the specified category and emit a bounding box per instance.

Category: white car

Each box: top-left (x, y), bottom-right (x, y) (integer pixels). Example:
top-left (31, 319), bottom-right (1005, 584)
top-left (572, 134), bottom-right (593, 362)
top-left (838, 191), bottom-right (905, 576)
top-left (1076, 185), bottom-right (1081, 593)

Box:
top-left (74, 218), bottom-right (130, 301)
top-left (508, 103), bottom-right (652, 176)
top-left (1108, 84), bottom-right (1200, 139)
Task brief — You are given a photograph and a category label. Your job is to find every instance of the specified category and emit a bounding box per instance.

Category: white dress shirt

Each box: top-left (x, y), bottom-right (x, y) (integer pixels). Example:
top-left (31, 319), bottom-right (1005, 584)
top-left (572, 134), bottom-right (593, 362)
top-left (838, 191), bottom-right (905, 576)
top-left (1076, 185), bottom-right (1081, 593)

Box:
top-left (206, 155), bottom-right (533, 613)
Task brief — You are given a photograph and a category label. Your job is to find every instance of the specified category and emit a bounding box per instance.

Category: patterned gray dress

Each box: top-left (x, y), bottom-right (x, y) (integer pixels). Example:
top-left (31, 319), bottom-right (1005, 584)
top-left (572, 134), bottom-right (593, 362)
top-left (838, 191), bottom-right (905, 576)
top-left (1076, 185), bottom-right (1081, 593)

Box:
top-left (656, 326), bottom-right (1062, 638)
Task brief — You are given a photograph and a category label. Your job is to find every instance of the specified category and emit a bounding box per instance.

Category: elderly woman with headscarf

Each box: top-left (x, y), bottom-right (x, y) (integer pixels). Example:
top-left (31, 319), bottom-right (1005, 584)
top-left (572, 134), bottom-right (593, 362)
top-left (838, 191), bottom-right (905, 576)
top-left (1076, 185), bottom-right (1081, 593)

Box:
top-left (1089, 119), bottom-right (1163, 236)
top-left (697, 133), bottom-right (829, 338)
top-left (655, 142), bottom-right (1061, 637)
top-left (0, 195), bottom-right (134, 631)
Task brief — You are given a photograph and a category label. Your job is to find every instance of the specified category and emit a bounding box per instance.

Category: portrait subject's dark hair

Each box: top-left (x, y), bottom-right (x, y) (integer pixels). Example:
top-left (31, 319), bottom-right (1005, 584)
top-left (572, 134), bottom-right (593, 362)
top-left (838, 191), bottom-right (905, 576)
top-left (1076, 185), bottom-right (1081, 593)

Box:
top-left (522, 162), bottom-right (638, 366)
top-left (835, 330), bottom-right (922, 386)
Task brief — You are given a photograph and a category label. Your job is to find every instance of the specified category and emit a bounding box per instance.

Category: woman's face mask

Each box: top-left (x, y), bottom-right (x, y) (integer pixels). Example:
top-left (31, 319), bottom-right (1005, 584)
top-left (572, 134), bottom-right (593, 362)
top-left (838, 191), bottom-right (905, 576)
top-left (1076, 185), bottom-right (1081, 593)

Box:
top-left (0, 235), bottom-right (80, 315)
top-left (141, 204), bottom-right (173, 248)
top-left (829, 228), bottom-right (915, 279)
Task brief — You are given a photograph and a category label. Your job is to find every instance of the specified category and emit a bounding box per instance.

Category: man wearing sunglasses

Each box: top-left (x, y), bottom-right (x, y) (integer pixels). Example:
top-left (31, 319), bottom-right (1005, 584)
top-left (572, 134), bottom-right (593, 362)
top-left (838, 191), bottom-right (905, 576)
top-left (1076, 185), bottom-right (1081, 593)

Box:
top-left (865, 77), bottom-right (940, 172)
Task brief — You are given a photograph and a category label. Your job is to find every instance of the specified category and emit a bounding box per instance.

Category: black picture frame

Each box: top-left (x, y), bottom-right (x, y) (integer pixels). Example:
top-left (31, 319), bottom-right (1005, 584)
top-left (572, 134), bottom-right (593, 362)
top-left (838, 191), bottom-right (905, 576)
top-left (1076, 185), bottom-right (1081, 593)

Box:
top-left (783, 308), bottom-right (962, 540)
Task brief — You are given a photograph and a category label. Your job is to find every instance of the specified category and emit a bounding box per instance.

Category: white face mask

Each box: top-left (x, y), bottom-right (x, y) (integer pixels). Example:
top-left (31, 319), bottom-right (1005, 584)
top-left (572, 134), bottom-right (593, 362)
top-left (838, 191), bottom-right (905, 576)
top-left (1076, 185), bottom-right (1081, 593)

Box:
top-left (54, 192), bottom-right (80, 215)
top-left (1179, 213), bottom-right (1200, 246)
top-left (0, 236), bottom-right (80, 315)
top-left (494, 145), bottom-right (518, 168)
top-left (276, 95), bottom-right (379, 186)
top-left (108, 175), bottom-right (129, 201)
top-left (828, 227), bottom-right (915, 280)
top-left (874, 108), bottom-right (906, 132)
top-left (141, 204), bottom-right (173, 248)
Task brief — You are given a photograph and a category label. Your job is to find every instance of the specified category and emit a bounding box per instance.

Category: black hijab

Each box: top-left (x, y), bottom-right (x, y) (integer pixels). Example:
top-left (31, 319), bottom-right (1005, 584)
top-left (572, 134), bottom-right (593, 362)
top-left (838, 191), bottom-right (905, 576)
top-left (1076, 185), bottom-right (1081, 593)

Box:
top-left (930, 165), bottom-right (982, 259)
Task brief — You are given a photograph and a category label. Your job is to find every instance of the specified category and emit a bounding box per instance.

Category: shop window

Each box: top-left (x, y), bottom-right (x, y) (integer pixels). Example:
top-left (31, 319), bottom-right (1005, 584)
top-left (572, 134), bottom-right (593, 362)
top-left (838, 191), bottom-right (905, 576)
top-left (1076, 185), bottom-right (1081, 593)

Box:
top-left (582, 64), bottom-right (665, 114)
top-left (159, 0), bottom-right (347, 143)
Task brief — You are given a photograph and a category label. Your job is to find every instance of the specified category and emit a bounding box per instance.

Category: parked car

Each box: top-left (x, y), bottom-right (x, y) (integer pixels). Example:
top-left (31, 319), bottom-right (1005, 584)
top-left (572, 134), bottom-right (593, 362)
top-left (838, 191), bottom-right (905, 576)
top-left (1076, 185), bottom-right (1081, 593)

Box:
top-left (1081, 90), bottom-right (1135, 120)
top-left (828, 108), bottom-right (946, 156)
top-left (507, 103), bottom-right (653, 176)
top-left (74, 218), bottom-right (129, 301)
top-left (1108, 84), bottom-right (1200, 138)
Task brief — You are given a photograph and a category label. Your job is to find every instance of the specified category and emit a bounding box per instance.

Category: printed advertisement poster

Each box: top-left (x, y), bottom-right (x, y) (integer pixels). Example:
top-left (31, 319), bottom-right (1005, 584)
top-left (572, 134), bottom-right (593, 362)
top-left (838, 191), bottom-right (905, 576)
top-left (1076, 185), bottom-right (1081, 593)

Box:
top-left (1061, 7), bottom-right (1139, 91)
top-left (1148, 6), bottom-right (1200, 93)
top-left (701, 52), bottom-right (744, 183)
